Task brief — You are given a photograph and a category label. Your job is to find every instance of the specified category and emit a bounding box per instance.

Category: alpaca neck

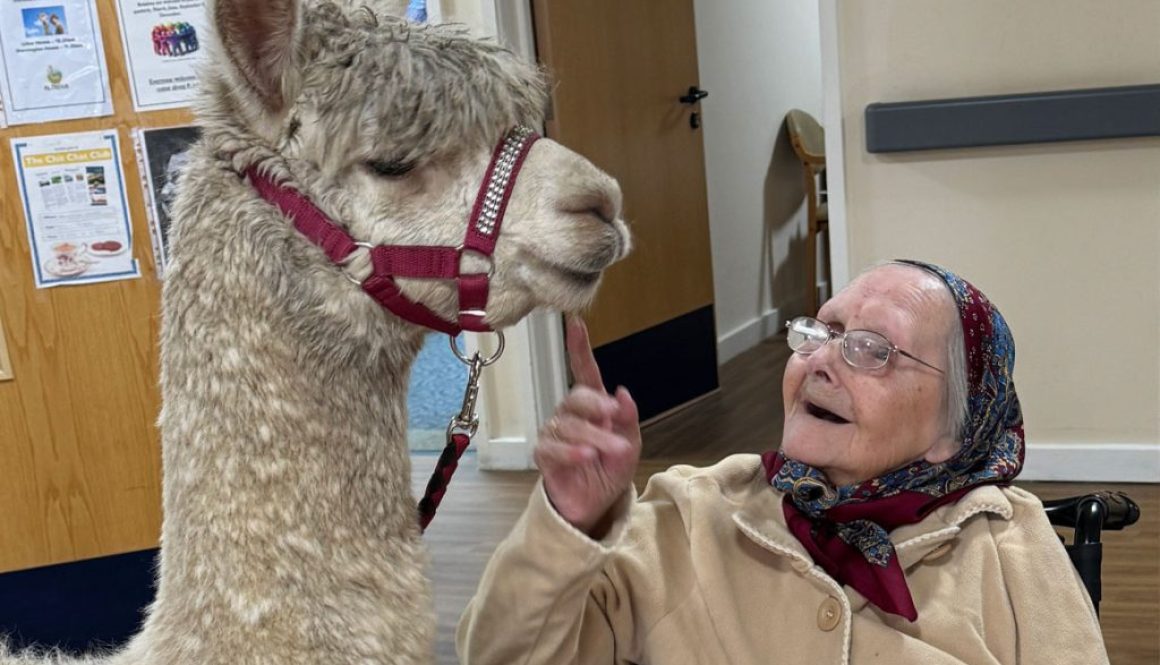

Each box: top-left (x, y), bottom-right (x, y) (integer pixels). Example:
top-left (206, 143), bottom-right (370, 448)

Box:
top-left (145, 145), bottom-right (437, 652)
top-left (160, 323), bottom-right (426, 565)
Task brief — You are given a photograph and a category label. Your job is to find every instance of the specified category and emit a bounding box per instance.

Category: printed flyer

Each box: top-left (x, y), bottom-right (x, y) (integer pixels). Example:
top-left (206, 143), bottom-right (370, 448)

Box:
top-left (11, 130), bottom-right (141, 288)
top-left (0, 0), bottom-right (113, 124)
top-left (114, 0), bottom-right (207, 110)
top-left (134, 124), bottom-right (200, 275)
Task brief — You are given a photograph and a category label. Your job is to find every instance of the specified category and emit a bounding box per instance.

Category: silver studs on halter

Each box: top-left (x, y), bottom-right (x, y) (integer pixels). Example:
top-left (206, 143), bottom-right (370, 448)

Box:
top-left (476, 126), bottom-right (537, 237)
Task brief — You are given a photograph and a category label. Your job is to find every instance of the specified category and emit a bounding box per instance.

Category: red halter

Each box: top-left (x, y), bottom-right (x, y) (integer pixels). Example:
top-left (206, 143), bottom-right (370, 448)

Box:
top-left (246, 125), bottom-right (540, 335)
top-left (245, 126), bottom-right (541, 531)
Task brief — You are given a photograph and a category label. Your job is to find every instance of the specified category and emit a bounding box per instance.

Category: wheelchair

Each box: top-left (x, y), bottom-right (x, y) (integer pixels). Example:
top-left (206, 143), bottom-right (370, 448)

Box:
top-left (1043, 491), bottom-right (1142, 615)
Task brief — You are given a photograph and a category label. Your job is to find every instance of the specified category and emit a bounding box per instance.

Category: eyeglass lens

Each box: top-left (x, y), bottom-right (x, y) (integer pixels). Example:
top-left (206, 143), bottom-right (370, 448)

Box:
top-left (786, 317), bottom-right (893, 369)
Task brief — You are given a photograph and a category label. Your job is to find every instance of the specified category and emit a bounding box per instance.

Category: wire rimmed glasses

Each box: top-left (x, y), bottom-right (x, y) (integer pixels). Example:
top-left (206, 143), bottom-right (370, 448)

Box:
top-left (785, 316), bottom-right (944, 373)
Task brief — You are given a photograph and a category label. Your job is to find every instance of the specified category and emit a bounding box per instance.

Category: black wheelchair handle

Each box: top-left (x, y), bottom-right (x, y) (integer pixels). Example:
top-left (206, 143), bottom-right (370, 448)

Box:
top-left (1044, 491), bottom-right (1141, 545)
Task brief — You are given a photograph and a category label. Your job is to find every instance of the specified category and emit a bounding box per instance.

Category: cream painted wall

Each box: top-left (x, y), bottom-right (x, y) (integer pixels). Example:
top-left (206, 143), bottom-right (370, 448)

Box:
top-left (836, 0), bottom-right (1160, 448)
top-left (692, 0), bottom-right (823, 362)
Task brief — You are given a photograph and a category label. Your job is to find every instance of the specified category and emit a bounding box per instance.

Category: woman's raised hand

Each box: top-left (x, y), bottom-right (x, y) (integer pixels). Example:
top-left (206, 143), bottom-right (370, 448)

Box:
top-left (534, 316), bottom-right (642, 538)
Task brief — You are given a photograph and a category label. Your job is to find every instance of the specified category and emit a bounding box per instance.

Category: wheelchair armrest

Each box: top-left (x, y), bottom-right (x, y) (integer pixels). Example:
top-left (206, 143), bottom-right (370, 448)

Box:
top-left (1044, 491), bottom-right (1141, 545)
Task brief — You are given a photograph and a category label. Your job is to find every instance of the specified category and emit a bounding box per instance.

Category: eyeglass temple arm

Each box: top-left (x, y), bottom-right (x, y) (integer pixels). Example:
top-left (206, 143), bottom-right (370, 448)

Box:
top-left (895, 348), bottom-right (945, 374)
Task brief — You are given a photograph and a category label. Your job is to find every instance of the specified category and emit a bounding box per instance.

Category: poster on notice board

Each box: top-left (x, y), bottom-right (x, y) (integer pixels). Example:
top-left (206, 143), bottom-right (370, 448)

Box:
top-left (0, 0), bottom-right (113, 125)
top-left (134, 124), bottom-right (201, 276)
top-left (11, 130), bottom-right (141, 288)
top-left (114, 0), bottom-right (208, 111)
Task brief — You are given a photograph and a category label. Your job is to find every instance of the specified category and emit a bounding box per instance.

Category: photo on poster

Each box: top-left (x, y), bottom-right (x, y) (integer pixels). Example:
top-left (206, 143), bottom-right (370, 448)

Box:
top-left (22, 7), bottom-right (69, 37)
top-left (0, 0), bottom-right (113, 124)
top-left (136, 125), bottom-right (201, 275)
top-left (114, 0), bottom-right (208, 111)
top-left (11, 130), bottom-right (140, 288)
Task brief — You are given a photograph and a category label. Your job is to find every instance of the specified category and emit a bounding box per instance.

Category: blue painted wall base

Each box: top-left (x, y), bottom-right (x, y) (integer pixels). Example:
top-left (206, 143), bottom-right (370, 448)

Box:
top-left (0, 549), bottom-right (157, 654)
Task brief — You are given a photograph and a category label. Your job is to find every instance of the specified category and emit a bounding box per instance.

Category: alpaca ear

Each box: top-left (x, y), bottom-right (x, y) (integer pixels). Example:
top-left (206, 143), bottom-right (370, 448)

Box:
top-left (213, 0), bottom-right (300, 113)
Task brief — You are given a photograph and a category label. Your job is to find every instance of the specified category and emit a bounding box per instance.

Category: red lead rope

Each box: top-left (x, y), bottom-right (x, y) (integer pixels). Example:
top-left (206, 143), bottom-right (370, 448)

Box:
top-left (417, 431), bottom-right (472, 530)
top-left (245, 127), bottom-right (540, 531)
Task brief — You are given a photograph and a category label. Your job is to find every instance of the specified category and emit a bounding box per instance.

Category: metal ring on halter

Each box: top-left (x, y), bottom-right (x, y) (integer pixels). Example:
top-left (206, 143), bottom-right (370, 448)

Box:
top-left (458, 245), bottom-right (496, 277)
top-left (342, 242), bottom-right (376, 286)
top-left (449, 330), bottom-right (505, 366)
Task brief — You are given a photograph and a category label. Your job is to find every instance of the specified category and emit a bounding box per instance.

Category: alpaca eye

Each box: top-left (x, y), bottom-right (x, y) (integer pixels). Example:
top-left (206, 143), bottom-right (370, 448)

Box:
top-left (365, 160), bottom-right (416, 178)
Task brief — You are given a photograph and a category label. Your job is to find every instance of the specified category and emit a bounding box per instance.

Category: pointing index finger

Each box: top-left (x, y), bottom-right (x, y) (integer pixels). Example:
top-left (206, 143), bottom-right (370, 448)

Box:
top-left (566, 315), bottom-right (605, 393)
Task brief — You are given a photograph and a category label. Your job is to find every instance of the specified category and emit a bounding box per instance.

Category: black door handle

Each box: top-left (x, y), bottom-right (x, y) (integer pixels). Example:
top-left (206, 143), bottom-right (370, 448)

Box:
top-left (679, 86), bottom-right (709, 105)
top-left (679, 86), bottom-right (708, 129)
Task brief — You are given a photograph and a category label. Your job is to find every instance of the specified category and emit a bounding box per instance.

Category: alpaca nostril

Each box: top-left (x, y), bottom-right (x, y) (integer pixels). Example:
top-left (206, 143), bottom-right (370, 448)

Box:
top-left (561, 190), bottom-right (618, 226)
top-left (586, 206), bottom-right (614, 226)
top-left (558, 172), bottom-right (622, 227)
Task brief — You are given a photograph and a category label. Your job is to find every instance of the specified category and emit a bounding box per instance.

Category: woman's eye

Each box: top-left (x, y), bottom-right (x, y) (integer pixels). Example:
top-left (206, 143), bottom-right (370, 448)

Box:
top-left (365, 160), bottom-right (415, 178)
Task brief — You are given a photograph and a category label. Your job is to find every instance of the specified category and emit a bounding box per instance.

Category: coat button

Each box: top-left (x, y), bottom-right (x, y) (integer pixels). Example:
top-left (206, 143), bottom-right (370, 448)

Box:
top-left (792, 558), bottom-right (812, 572)
top-left (817, 596), bottom-right (842, 632)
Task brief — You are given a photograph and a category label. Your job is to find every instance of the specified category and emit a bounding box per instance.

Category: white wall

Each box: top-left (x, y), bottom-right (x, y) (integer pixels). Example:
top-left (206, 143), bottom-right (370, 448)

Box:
top-left (437, 0), bottom-right (497, 36)
top-left (834, 0), bottom-right (1160, 479)
top-left (692, 0), bottom-right (823, 364)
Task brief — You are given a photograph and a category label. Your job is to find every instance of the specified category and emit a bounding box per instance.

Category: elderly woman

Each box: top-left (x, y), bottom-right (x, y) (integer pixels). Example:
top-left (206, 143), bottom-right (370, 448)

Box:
top-left (457, 261), bottom-right (1108, 664)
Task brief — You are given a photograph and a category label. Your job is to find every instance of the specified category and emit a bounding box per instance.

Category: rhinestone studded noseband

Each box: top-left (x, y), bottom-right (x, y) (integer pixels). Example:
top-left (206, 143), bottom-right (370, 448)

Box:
top-left (246, 125), bottom-right (541, 336)
top-left (475, 125), bottom-right (536, 237)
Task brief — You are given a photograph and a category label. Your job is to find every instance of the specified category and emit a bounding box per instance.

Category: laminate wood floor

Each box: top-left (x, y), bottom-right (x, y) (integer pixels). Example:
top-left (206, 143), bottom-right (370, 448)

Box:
top-left (415, 337), bottom-right (1159, 664)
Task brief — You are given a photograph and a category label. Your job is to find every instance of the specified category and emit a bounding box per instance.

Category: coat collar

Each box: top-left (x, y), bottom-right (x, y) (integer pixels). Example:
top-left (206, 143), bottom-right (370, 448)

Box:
top-left (731, 467), bottom-right (1014, 578)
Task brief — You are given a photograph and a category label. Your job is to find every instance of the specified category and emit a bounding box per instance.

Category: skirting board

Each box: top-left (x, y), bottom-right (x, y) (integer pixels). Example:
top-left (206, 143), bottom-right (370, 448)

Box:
top-left (1020, 443), bottom-right (1159, 483)
top-left (717, 308), bottom-right (781, 365)
top-left (478, 436), bottom-right (534, 471)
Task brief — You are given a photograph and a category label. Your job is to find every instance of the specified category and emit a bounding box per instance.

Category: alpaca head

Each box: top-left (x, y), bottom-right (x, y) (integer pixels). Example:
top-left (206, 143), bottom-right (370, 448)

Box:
top-left (206, 0), bottom-right (630, 329)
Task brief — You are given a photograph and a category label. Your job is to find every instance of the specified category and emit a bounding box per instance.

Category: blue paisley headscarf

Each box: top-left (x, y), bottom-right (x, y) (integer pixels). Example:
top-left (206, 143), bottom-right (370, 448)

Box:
top-left (763, 260), bottom-right (1025, 620)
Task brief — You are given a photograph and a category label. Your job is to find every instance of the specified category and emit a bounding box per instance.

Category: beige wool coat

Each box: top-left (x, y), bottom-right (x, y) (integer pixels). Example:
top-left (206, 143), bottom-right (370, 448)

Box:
top-left (457, 454), bottom-right (1108, 664)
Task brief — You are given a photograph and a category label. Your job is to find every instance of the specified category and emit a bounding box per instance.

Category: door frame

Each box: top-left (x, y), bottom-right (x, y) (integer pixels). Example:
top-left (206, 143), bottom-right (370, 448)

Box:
top-left (819, 0), bottom-right (851, 292)
top-left (473, 0), bottom-right (566, 470)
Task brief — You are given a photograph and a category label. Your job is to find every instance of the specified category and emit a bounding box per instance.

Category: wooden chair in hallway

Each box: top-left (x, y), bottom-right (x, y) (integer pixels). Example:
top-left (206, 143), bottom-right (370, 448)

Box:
top-left (786, 109), bottom-right (829, 315)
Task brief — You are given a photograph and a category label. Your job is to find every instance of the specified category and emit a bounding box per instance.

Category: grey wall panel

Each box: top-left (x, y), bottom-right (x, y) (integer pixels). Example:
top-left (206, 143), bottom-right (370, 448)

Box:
top-left (865, 84), bottom-right (1160, 153)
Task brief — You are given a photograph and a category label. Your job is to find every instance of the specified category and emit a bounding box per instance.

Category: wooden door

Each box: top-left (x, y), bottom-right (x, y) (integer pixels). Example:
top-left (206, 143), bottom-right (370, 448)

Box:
top-left (532, 0), bottom-right (718, 421)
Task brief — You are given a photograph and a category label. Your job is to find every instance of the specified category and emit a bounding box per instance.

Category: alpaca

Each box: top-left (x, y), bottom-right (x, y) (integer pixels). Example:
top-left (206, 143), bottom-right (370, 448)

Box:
top-left (2, 0), bottom-right (628, 662)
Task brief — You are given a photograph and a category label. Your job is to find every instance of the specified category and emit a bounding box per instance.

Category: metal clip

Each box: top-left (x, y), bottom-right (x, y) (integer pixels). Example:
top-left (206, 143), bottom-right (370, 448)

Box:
top-left (445, 331), bottom-right (504, 439)
top-left (448, 353), bottom-right (485, 437)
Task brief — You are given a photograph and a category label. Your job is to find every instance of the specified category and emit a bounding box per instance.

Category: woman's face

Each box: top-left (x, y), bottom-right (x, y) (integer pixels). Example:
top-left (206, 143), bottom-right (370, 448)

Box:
top-left (781, 265), bottom-right (958, 486)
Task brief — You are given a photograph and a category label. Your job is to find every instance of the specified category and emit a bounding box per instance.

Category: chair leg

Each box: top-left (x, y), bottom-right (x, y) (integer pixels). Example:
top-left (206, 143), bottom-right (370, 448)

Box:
top-left (822, 226), bottom-right (831, 304)
top-left (805, 220), bottom-right (818, 316)
top-left (803, 169), bottom-right (818, 316)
